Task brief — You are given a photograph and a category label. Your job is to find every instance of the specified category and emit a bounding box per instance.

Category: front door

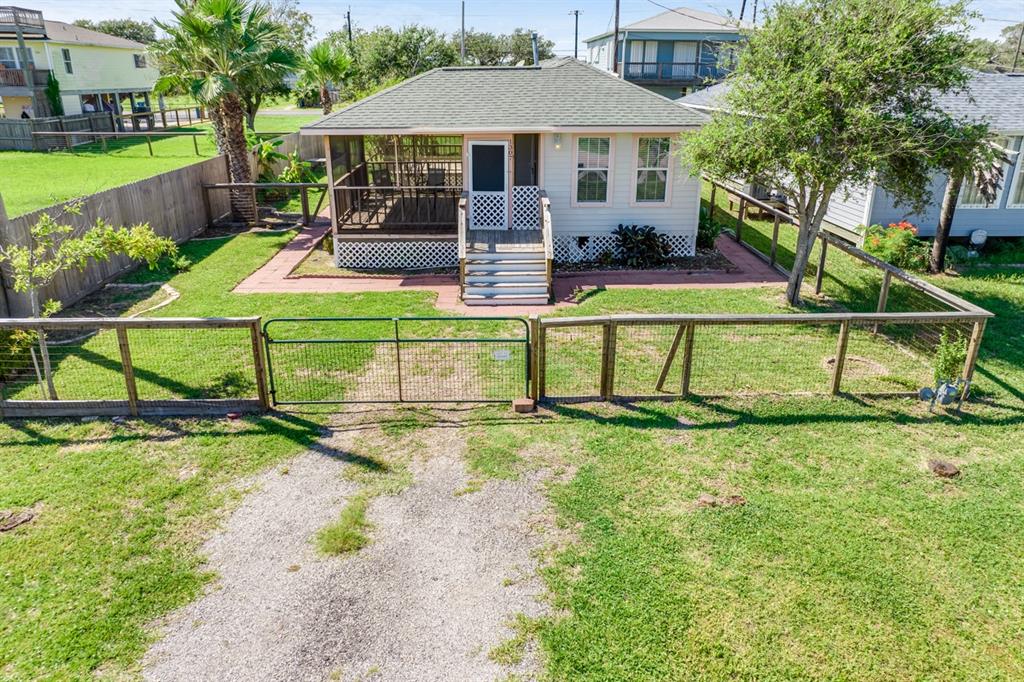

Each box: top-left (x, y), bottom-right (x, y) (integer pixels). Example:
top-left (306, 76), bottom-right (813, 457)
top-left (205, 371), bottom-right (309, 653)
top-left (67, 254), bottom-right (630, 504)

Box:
top-left (468, 140), bottom-right (509, 230)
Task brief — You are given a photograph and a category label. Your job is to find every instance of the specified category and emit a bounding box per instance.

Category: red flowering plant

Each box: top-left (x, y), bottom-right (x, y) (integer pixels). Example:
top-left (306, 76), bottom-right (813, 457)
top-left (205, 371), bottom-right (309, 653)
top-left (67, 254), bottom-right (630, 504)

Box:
top-left (862, 221), bottom-right (929, 270)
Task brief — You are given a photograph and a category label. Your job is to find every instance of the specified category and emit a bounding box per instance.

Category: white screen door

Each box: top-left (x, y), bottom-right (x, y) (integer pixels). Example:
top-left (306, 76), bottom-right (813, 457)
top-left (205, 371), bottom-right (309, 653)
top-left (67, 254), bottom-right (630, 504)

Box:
top-left (468, 141), bottom-right (509, 230)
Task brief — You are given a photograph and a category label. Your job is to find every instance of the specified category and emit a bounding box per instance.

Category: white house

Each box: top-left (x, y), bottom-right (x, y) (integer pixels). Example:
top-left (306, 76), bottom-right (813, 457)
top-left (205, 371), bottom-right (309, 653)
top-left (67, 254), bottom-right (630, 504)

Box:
top-left (679, 71), bottom-right (1024, 239)
top-left (0, 6), bottom-right (158, 118)
top-left (300, 58), bottom-right (707, 305)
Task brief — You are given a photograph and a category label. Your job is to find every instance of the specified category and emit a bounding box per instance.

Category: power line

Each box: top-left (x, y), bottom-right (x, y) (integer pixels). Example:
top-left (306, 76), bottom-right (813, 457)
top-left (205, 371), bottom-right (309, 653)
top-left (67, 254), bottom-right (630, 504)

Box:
top-left (643, 0), bottom-right (739, 28)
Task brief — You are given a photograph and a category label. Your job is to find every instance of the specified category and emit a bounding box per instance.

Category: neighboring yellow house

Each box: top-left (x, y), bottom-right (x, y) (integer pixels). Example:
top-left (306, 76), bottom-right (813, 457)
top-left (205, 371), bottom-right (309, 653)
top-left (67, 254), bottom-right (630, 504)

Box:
top-left (0, 6), bottom-right (158, 119)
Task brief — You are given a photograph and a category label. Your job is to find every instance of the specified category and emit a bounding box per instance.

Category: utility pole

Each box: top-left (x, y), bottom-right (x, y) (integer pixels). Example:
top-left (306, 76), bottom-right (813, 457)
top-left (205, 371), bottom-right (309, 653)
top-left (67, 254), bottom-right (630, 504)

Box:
top-left (1013, 22), bottom-right (1023, 72)
top-left (346, 6), bottom-right (353, 45)
top-left (752, 0), bottom-right (758, 24)
top-left (739, 0), bottom-right (748, 21)
top-left (569, 9), bottom-right (582, 60)
top-left (611, 0), bottom-right (621, 75)
top-left (460, 1), bottom-right (466, 63)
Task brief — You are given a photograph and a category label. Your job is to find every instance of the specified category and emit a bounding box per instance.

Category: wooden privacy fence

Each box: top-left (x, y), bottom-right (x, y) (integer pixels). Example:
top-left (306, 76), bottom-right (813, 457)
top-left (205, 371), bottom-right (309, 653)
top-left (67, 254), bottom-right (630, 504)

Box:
top-left (0, 317), bottom-right (268, 418)
top-left (0, 155), bottom-right (233, 317)
top-left (0, 112), bottom-right (112, 151)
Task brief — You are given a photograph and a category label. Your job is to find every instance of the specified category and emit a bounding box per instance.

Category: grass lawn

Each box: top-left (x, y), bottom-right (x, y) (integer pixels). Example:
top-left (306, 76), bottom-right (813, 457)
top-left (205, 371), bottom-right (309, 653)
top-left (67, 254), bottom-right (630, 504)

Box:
top-left (1, 214), bottom-right (1023, 679)
top-left (0, 113), bottom-right (322, 218)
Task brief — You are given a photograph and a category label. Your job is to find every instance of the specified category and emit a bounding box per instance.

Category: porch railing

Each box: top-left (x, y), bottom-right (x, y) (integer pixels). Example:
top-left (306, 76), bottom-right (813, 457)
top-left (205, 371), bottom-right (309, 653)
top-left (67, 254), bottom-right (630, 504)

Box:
top-left (539, 190), bottom-right (554, 301)
top-left (458, 191), bottom-right (469, 298)
top-left (623, 61), bottom-right (730, 82)
top-left (0, 67), bottom-right (47, 88)
top-left (334, 185), bottom-right (461, 228)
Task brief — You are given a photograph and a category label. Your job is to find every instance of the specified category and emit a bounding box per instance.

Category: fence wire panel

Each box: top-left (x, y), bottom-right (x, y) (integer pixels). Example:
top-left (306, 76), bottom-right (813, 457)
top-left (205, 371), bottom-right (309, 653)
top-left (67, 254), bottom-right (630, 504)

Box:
top-left (611, 323), bottom-right (691, 398)
top-left (542, 325), bottom-right (604, 399)
top-left (0, 326), bottom-right (126, 403)
top-left (688, 322), bottom-right (843, 395)
top-left (127, 327), bottom-right (258, 402)
top-left (263, 317), bottom-right (529, 404)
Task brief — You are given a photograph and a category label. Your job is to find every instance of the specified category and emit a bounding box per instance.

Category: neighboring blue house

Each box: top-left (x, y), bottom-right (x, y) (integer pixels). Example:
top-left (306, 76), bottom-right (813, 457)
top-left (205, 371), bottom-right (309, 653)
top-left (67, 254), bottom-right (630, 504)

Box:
top-left (583, 7), bottom-right (750, 99)
top-left (679, 71), bottom-right (1024, 239)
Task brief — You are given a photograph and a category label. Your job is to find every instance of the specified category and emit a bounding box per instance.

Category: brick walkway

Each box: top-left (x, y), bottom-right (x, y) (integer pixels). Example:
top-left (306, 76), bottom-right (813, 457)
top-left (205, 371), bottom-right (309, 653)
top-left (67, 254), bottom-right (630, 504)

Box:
top-left (234, 222), bottom-right (786, 315)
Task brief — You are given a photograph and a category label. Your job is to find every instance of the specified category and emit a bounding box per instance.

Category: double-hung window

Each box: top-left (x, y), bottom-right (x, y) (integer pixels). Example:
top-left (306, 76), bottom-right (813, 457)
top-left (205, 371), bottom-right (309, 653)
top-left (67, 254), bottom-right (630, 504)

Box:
top-left (634, 137), bottom-right (671, 203)
top-left (575, 137), bottom-right (611, 204)
top-left (61, 48), bottom-right (73, 74)
top-left (1004, 137), bottom-right (1024, 208)
top-left (960, 136), bottom-right (1011, 208)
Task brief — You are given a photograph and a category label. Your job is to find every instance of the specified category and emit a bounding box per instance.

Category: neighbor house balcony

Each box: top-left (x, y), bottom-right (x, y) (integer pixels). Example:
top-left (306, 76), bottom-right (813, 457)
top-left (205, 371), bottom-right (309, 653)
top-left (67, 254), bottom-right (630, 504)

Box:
top-left (0, 6), bottom-right (46, 35)
top-left (623, 61), bottom-right (731, 86)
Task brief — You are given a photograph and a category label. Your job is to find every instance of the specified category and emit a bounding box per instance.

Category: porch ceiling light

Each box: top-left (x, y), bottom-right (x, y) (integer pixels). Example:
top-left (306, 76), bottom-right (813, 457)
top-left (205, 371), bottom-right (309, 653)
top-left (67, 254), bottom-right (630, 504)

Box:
top-left (554, 133), bottom-right (562, 150)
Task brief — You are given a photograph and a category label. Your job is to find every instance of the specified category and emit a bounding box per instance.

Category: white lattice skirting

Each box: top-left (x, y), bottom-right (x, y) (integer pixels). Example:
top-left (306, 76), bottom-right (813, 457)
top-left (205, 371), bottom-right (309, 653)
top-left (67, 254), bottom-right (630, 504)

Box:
top-left (334, 239), bottom-right (457, 270)
top-left (553, 233), bottom-right (696, 263)
top-left (511, 186), bottom-right (541, 230)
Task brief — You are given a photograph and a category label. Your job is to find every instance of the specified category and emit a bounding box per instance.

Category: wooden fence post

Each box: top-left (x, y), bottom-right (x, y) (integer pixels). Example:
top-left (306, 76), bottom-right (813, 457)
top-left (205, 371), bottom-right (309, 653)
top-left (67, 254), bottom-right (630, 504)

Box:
top-left (961, 319), bottom-right (986, 401)
top-left (815, 237), bottom-right (829, 294)
top-left (709, 183), bottom-right (717, 223)
top-left (300, 187), bottom-right (310, 226)
top-left (770, 215), bottom-right (780, 266)
top-left (201, 186), bottom-right (213, 228)
top-left (873, 271), bottom-right (891, 334)
top-left (600, 321), bottom-right (618, 400)
top-left (680, 322), bottom-right (696, 397)
top-left (145, 135), bottom-right (153, 156)
top-left (830, 320), bottom-right (850, 395)
top-left (250, 319), bottom-right (270, 410)
top-left (192, 134), bottom-right (199, 156)
top-left (116, 326), bottom-right (139, 416)
top-left (536, 319), bottom-right (547, 401)
top-left (160, 109), bottom-right (167, 128)
top-left (736, 198), bottom-right (745, 242)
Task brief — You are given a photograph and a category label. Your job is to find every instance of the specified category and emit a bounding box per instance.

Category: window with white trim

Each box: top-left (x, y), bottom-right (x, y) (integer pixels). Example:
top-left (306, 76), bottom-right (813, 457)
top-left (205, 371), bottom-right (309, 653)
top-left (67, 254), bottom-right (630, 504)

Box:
top-left (635, 137), bottom-right (671, 202)
top-left (133, 53), bottom-right (146, 68)
top-left (575, 137), bottom-right (611, 203)
top-left (1005, 138), bottom-right (1024, 208)
top-left (0, 47), bottom-right (17, 69)
top-left (61, 48), bottom-right (73, 74)
top-left (960, 136), bottom-right (1011, 208)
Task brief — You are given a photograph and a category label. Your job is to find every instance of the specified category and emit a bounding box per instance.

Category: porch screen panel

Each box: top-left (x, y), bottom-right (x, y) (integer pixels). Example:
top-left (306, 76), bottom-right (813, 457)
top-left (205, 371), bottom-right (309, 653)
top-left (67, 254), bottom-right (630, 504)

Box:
top-left (635, 137), bottom-right (670, 202)
top-left (576, 137), bottom-right (610, 203)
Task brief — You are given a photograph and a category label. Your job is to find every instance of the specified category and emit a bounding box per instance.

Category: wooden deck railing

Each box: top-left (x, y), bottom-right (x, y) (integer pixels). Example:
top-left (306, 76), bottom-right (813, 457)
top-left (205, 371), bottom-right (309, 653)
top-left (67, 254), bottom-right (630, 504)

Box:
top-left (334, 185), bottom-right (461, 228)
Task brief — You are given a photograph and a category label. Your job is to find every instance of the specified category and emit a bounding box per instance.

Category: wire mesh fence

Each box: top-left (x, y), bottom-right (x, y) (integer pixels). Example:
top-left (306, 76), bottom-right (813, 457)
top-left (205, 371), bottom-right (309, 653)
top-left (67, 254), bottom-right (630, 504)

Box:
top-left (0, 318), bottom-right (265, 418)
top-left (534, 313), bottom-right (988, 402)
top-left (262, 317), bottom-right (530, 404)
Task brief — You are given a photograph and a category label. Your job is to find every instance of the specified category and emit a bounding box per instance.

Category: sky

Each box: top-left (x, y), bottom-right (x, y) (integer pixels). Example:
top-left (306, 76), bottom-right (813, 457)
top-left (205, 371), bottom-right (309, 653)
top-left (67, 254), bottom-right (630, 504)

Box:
top-left (28, 0), bottom-right (1024, 55)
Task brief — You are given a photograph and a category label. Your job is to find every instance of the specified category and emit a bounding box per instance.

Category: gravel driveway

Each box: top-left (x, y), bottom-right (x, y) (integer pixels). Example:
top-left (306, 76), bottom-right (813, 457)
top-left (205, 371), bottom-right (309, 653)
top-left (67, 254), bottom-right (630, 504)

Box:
top-left (143, 415), bottom-right (549, 681)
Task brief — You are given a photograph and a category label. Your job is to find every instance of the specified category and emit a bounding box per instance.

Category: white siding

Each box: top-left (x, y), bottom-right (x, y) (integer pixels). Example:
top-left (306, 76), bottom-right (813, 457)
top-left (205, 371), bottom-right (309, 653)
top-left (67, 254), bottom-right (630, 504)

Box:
top-left (823, 183), bottom-right (871, 231)
top-left (0, 39), bottom-right (158, 95)
top-left (540, 131), bottom-right (700, 238)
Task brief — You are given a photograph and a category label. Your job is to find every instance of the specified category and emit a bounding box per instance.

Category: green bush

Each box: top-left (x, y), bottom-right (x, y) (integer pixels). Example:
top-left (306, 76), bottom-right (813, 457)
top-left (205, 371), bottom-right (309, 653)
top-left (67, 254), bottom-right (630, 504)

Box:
top-left (0, 328), bottom-right (39, 383)
top-left (278, 152), bottom-right (318, 184)
top-left (863, 221), bottom-right (929, 271)
top-left (934, 328), bottom-right (967, 384)
top-left (612, 224), bottom-right (671, 268)
top-left (697, 205), bottom-right (725, 250)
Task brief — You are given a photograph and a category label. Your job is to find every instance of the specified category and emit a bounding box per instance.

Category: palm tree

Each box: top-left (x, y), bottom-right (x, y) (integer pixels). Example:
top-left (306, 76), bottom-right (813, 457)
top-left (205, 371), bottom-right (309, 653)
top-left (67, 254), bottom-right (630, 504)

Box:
top-left (153, 0), bottom-right (296, 220)
top-left (298, 40), bottom-right (353, 115)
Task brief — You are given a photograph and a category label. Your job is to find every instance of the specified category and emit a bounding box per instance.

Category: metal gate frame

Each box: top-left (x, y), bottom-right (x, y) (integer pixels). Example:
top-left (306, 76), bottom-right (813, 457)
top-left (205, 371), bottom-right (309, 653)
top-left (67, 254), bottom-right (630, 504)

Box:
top-left (262, 316), bottom-right (530, 405)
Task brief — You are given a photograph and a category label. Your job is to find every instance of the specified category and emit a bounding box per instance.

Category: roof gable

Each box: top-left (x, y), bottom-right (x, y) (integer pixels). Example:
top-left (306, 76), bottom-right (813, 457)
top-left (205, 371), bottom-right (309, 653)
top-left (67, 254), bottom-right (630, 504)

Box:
top-left (303, 58), bottom-right (707, 134)
top-left (585, 6), bottom-right (750, 42)
top-left (41, 20), bottom-right (148, 50)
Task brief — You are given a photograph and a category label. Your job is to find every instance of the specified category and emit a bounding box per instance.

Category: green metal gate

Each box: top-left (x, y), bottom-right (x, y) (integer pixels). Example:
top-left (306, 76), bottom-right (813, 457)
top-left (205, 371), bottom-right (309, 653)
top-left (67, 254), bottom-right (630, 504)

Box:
top-left (262, 317), bottom-right (530, 405)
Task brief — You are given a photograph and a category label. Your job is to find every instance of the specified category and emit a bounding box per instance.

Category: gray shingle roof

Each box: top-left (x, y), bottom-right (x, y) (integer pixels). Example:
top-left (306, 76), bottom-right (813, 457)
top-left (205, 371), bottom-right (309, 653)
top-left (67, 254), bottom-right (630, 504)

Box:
top-left (585, 6), bottom-right (750, 41)
top-left (933, 71), bottom-right (1024, 133)
top-left (302, 58), bottom-right (707, 134)
top-left (679, 72), bottom-right (1024, 132)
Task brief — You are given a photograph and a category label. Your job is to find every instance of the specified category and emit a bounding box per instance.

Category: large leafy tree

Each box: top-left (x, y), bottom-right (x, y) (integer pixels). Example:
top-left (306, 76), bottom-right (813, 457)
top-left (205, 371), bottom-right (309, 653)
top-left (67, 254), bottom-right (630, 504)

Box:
top-left (73, 18), bottom-right (157, 44)
top-left (153, 0), bottom-right (296, 219)
top-left (682, 0), bottom-right (980, 305)
top-left (460, 28), bottom-right (555, 66)
top-left (297, 40), bottom-right (353, 114)
top-left (340, 25), bottom-right (458, 95)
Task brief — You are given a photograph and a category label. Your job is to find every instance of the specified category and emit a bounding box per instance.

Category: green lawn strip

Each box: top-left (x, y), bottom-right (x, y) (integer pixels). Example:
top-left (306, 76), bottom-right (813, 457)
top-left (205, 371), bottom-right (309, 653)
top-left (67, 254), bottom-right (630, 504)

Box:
top-left (1, 114), bottom-right (318, 217)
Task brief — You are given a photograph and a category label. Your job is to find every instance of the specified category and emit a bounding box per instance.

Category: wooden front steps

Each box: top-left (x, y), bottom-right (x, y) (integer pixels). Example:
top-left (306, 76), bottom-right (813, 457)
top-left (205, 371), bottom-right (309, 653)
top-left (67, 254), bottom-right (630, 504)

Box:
top-left (462, 251), bottom-right (550, 306)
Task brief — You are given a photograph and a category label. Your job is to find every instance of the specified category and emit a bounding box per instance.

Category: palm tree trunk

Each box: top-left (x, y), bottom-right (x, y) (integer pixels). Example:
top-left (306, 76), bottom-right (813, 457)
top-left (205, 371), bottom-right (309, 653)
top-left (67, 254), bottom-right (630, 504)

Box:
top-left (219, 95), bottom-right (256, 222)
top-left (208, 106), bottom-right (228, 155)
top-left (930, 172), bottom-right (962, 274)
top-left (320, 85), bottom-right (332, 115)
